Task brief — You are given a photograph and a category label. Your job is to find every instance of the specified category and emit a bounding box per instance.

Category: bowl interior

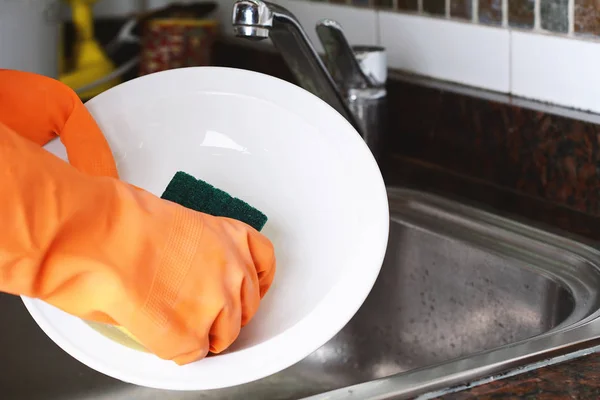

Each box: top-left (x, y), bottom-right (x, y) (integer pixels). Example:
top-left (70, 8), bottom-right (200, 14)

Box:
top-left (29, 67), bottom-right (389, 390)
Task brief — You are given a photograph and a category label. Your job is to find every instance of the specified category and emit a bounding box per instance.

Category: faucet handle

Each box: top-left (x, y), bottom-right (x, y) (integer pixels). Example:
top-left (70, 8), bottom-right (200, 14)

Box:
top-left (316, 19), bottom-right (386, 90)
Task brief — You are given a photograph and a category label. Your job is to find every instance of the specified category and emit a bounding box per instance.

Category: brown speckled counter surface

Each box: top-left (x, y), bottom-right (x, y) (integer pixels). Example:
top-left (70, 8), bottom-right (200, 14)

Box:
top-left (434, 352), bottom-right (600, 399)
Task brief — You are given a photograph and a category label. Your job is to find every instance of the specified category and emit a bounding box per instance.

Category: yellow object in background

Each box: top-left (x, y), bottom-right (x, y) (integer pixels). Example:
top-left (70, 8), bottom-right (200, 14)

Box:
top-left (59, 0), bottom-right (121, 99)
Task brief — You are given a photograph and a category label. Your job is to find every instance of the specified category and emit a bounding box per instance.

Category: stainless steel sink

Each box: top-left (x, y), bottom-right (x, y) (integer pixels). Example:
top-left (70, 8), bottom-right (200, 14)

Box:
top-left (3, 188), bottom-right (600, 400)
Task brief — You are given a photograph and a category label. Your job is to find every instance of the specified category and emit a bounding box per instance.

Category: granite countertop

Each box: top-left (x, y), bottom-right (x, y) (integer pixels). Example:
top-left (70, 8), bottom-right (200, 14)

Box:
top-left (383, 155), bottom-right (600, 399)
top-left (437, 351), bottom-right (600, 399)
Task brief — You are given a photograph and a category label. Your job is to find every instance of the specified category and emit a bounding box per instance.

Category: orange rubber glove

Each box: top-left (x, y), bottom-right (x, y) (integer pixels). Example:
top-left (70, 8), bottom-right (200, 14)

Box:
top-left (0, 69), bottom-right (119, 178)
top-left (0, 70), bottom-right (276, 365)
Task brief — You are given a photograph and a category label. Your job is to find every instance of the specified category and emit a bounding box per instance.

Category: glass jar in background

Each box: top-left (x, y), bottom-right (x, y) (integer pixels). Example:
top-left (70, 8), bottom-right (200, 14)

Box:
top-left (139, 18), bottom-right (219, 75)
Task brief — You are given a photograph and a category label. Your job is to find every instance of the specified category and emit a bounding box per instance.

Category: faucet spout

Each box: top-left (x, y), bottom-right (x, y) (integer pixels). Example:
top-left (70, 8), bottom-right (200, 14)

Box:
top-left (231, 0), bottom-right (386, 161)
top-left (232, 0), bottom-right (272, 39)
top-left (232, 0), bottom-right (361, 132)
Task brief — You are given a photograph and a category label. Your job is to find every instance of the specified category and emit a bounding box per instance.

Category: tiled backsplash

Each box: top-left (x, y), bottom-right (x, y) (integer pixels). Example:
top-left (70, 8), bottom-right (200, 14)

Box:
top-left (266, 0), bottom-right (600, 115)
top-left (300, 0), bottom-right (600, 37)
top-left (91, 0), bottom-right (600, 38)
top-left (90, 0), bottom-right (600, 114)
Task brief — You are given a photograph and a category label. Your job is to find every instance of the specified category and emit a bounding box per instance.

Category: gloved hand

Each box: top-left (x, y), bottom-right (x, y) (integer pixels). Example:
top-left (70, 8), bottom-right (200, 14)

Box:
top-left (0, 70), bottom-right (276, 365)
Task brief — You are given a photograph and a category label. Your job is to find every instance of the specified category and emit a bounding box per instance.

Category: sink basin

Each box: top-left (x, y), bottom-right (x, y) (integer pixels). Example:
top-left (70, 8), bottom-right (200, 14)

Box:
top-left (3, 188), bottom-right (600, 400)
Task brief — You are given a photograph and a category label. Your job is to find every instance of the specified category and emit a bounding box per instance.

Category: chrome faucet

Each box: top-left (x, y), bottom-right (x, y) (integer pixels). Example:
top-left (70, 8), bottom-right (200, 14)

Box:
top-left (232, 0), bottom-right (387, 160)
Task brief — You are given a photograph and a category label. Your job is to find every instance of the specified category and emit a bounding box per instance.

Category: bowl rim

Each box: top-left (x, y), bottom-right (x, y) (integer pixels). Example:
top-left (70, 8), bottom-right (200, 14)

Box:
top-left (21, 66), bottom-right (390, 391)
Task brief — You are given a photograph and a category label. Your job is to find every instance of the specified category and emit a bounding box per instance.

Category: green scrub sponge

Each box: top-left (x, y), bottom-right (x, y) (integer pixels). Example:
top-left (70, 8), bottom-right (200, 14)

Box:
top-left (161, 171), bottom-right (268, 232)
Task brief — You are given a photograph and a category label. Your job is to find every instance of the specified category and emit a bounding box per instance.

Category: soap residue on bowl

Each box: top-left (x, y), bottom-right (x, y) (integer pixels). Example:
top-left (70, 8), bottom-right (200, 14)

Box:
top-left (86, 321), bottom-right (149, 353)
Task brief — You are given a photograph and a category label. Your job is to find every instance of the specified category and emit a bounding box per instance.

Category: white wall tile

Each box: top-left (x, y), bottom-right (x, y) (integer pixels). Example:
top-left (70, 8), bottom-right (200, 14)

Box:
top-left (379, 12), bottom-right (510, 92)
top-left (511, 31), bottom-right (600, 114)
top-left (274, 0), bottom-right (378, 53)
top-left (93, 0), bottom-right (141, 17)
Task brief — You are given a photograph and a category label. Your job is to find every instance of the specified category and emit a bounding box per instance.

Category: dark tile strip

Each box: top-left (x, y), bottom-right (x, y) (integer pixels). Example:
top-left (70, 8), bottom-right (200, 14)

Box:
top-left (398, 0), bottom-right (419, 10)
top-left (541, 0), bottom-right (569, 32)
top-left (479, 0), bottom-right (503, 25)
top-left (423, 0), bottom-right (446, 15)
top-left (574, 0), bottom-right (600, 36)
top-left (509, 0), bottom-right (535, 28)
top-left (451, 0), bottom-right (473, 19)
top-left (374, 0), bottom-right (397, 8)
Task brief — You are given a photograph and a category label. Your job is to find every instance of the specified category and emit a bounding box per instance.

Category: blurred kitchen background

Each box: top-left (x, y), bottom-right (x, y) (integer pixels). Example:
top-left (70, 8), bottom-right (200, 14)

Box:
top-left (2, 0), bottom-right (599, 107)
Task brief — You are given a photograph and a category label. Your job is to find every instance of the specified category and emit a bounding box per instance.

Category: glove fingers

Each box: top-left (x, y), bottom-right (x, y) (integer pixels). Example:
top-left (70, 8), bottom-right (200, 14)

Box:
top-left (208, 283), bottom-right (243, 354)
top-left (240, 272), bottom-right (261, 327)
top-left (168, 328), bottom-right (210, 365)
top-left (246, 230), bottom-right (276, 298)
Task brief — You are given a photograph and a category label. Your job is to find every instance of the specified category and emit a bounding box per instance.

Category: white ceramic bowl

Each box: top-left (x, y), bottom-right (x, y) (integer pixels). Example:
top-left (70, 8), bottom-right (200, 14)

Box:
top-left (22, 67), bottom-right (389, 391)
